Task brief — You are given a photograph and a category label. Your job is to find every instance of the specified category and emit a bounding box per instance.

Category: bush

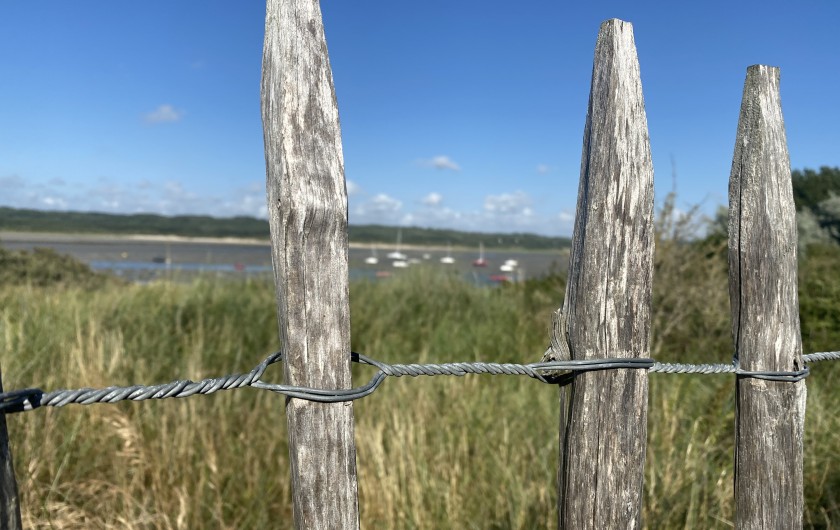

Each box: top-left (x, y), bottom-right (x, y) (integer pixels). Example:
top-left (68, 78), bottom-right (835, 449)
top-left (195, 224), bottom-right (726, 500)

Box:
top-left (0, 245), bottom-right (118, 289)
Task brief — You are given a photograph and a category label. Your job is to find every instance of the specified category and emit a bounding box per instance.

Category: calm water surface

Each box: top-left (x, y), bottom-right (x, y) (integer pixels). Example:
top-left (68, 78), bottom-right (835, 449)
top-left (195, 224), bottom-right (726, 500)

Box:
top-left (1, 233), bottom-right (568, 284)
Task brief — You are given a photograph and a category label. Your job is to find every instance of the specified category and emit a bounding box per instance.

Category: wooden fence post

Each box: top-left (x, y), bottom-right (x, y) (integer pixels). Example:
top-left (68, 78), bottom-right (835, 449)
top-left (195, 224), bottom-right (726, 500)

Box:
top-left (261, 0), bottom-right (360, 528)
top-left (543, 18), bottom-right (654, 529)
top-left (728, 65), bottom-right (805, 529)
top-left (0, 369), bottom-right (22, 530)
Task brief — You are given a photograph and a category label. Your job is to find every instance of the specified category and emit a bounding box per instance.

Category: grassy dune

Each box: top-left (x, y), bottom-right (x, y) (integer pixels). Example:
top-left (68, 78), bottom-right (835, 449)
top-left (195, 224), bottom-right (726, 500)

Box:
top-left (1, 239), bottom-right (839, 528)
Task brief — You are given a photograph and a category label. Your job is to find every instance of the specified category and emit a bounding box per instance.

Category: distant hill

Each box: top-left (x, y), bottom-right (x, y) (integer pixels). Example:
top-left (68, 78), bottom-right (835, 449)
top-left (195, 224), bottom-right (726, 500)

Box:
top-left (350, 224), bottom-right (570, 250)
top-left (0, 207), bottom-right (571, 250)
top-left (0, 207), bottom-right (268, 239)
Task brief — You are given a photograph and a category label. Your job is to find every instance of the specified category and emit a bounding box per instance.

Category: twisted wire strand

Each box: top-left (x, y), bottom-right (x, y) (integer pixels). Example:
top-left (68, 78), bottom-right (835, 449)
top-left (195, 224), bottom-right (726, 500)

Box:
top-left (804, 351), bottom-right (840, 363)
top-left (0, 351), bottom-right (282, 413)
top-left (1, 350), bottom-right (838, 413)
top-left (651, 362), bottom-right (810, 382)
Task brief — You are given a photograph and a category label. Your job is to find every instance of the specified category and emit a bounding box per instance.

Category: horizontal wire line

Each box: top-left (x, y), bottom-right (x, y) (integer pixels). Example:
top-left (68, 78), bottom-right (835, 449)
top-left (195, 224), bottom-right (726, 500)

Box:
top-left (1, 350), bottom-right (838, 413)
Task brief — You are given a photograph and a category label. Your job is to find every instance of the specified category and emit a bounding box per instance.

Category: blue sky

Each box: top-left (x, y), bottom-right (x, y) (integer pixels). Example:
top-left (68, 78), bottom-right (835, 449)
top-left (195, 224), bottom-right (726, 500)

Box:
top-left (1, 1), bottom-right (838, 236)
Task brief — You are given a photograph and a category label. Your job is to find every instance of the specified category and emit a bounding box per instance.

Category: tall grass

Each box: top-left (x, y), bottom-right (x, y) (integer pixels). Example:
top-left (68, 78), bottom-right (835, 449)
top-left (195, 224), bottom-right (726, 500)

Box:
top-left (1, 239), bottom-right (839, 528)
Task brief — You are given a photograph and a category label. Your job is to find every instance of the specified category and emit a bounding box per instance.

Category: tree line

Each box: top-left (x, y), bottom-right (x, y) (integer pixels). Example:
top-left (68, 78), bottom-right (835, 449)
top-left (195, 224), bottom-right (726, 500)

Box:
top-left (792, 166), bottom-right (840, 247)
top-left (0, 207), bottom-right (571, 251)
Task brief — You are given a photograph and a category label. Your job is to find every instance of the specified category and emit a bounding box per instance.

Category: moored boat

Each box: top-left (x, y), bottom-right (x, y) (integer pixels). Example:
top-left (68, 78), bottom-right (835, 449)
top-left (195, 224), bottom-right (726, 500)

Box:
top-left (440, 243), bottom-right (455, 264)
top-left (387, 229), bottom-right (407, 261)
top-left (472, 242), bottom-right (487, 267)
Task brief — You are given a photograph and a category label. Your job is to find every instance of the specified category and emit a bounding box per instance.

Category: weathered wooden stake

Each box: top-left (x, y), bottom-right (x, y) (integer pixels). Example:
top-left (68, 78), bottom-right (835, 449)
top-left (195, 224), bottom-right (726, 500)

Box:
top-left (728, 65), bottom-right (805, 529)
top-left (261, 0), bottom-right (360, 528)
top-left (0, 369), bottom-right (22, 530)
top-left (543, 18), bottom-right (654, 529)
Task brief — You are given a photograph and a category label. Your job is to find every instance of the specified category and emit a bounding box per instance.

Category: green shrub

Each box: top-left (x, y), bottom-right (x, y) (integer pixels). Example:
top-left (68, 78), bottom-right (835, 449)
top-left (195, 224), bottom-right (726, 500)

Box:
top-left (0, 246), bottom-right (117, 289)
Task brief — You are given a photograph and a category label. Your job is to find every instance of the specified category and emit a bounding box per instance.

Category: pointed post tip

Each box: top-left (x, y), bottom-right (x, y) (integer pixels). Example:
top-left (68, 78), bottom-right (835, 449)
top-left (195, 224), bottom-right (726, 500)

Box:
top-left (600, 18), bottom-right (633, 30)
top-left (596, 19), bottom-right (638, 51)
top-left (746, 64), bottom-right (781, 82)
top-left (742, 65), bottom-right (783, 104)
top-left (747, 64), bottom-right (780, 71)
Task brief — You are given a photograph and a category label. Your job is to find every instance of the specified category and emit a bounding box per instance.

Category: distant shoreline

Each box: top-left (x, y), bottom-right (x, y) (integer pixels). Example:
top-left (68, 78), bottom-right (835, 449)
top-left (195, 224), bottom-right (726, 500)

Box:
top-left (0, 231), bottom-right (270, 246)
top-left (0, 207), bottom-right (572, 251)
top-left (1, 230), bottom-right (553, 253)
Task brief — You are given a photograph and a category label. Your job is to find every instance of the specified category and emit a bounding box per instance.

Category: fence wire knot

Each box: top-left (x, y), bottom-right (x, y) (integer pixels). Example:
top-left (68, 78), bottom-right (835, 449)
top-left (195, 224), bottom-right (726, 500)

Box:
top-left (0, 350), bottom-right (837, 414)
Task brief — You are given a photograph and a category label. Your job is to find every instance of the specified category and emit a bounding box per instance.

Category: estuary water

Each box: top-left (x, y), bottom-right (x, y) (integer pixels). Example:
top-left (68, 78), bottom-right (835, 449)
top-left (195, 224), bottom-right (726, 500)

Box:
top-left (1, 232), bottom-right (569, 284)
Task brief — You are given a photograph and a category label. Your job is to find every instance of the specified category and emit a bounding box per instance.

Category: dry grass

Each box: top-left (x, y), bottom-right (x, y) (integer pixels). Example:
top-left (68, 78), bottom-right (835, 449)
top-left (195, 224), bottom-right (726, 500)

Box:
top-left (1, 232), bottom-right (840, 528)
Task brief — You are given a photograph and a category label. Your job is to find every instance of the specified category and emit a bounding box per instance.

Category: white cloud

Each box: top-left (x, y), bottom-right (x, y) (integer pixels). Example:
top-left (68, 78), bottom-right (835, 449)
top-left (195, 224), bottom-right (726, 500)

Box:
top-left (346, 180), bottom-right (360, 196)
top-left (537, 164), bottom-right (551, 174)
top-left (350, 193), bottom-right (404, 225)
top-left (419, 155), bottom-right (461, 171)
top-left (421, 192), bottom-right (443, 206)
top-left (410, 206), bottom-right (464, 226)
top-left (368, 193), bottom-right (402, 214)
top-left (348, 188), bottom-right (576, 235)
top-left (41, 196), bottom-right (68, 209)
top-left (0, 175), bottom-right (60, 210)
top-left (0, 175), bottom-right (270, 219)
top-left (478, 191), bottom-right (554, 232)
top-left (151, 180), bottom-right (202, 213)
top-left (221, 184), bottom-right (268, 219)
top-left (144, 104), bottom-right (184, 124)
top-left (483, 191), bottom-right (533, 216)
top-left (88, 179), bottom-right (126, 211)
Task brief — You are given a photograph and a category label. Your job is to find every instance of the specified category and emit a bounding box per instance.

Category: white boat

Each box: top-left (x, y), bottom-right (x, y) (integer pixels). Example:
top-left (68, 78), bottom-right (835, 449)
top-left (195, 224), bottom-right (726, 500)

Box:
top-left (387, 229), bottom-right (407, 261)
top-left (364, 246), bottom-right (379, 265)
top-left (500, 259), bottom-right (518, 272)
top-left (392, 260), bottom-right (409, 268)
top-left (440, 243), bottom-right (455, 264)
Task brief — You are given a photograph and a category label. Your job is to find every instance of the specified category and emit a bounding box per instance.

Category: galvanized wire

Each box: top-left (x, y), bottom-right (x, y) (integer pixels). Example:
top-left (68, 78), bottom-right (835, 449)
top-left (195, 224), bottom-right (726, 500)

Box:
top-left (1, 350), bottom-right (838, 414)
top-left (0, 350), bottom-right (282, 413)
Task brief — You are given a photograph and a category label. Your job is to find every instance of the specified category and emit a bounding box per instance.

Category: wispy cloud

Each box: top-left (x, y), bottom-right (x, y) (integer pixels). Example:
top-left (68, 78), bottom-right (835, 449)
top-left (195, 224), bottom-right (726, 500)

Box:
top-left (346, 180), bottom-right (361, 196)
top-left (418, 155), bottom-right (461, 171)
top-left (483, 191), bottom-right (533, 217)
top-left (421, 192), bottom-right (443, 206)
top-left (0, 174), bottom-right (25, 188)
top-left (1, 175), bottom-right (575, 236)
top-left (41, 196), bottom-right (68, 209)
top-left (144, 104), bottom-right (184, 124)
top-left (346, 186), bottom-right (577, 235)
top-left (0, 175), bottom-right (272, 219)
top-left (536, 164), bottom-right (551, 174)
top-left (220, 182), bottom-right (268, 219)
top-left (558, 210), bottom-right (574, 223)
top-left (350, 193), bottom-right (405, 225)
top-left (368, 193), bottom-right (402, 214)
